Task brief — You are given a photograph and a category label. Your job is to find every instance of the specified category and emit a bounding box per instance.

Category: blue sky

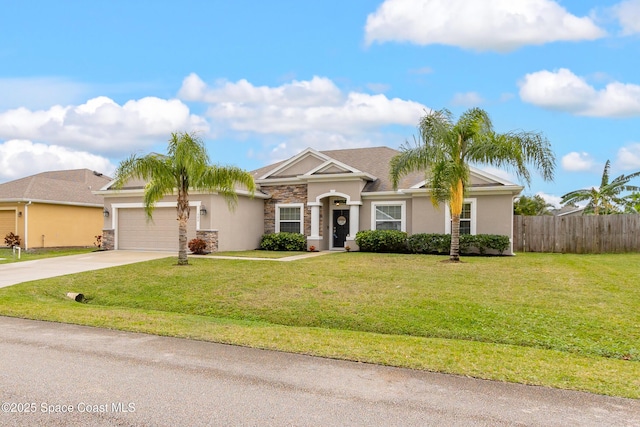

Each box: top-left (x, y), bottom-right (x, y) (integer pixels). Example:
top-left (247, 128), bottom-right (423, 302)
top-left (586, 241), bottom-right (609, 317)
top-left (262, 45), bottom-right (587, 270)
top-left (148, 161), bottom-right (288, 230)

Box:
top-left (1, 0), bottom-right (639, 206)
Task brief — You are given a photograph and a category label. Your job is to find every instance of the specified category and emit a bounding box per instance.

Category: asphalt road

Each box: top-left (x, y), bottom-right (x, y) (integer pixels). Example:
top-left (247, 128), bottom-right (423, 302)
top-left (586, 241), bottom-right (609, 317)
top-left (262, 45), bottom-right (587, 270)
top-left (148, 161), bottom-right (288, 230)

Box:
top-left (0, 317), bottom-right (638, 427)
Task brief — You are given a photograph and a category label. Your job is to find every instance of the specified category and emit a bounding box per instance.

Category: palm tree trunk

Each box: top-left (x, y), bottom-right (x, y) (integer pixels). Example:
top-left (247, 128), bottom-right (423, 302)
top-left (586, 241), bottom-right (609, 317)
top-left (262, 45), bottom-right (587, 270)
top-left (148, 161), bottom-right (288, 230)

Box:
top-left (177, 213), bottom-right (188, 265)
top-left (449, 179), bottom-right (463, 262)
top-left (177, 191), bottom-right (190, 265)
top-left (450, 214), bottom-right (461, 261)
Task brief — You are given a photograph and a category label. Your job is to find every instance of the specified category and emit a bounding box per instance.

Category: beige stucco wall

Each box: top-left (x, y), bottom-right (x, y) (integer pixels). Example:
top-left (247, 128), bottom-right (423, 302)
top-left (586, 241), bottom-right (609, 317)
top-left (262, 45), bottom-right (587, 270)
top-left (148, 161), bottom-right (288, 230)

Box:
top-left (24, 203), bottom-right (103, 248)
top-left (307, 180), bottom-right (365, 203)
top-left (407, 196), bottom-right (447, 234)
top-left (475, 194), bottom-right (515, 236)
top-left (203, 194), bottom-right (265, 251)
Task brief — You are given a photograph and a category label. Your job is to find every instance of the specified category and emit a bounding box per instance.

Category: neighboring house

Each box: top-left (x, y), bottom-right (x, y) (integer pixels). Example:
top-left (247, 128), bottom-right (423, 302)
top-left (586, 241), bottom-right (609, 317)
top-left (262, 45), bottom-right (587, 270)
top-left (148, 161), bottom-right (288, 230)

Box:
top-left (553, 205), bottom-right (587, 217)
top-left (98, 147), bottom-right (523, 254)
top-left (0, 169), bottom-right (112, 249)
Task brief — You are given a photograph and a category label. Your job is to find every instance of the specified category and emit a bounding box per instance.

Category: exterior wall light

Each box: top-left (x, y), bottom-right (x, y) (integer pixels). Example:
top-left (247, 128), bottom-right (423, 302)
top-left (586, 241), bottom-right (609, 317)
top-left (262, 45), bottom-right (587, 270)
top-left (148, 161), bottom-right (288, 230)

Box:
top-left (103, 208), bottom-right (110, 218)
top-left (200, 205), bottom-right (207, 216)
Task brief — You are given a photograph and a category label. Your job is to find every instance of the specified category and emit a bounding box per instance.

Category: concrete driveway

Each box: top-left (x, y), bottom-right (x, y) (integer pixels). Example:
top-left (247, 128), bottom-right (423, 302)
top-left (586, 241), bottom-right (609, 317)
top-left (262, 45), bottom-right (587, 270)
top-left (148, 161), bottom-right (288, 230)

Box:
top-left (0, 250), bottom-right (171, 288)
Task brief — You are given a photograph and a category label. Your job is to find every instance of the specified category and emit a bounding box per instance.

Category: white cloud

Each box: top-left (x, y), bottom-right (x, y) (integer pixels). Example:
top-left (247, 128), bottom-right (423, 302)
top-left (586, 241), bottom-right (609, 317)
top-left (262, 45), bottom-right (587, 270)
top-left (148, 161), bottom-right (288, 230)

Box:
top-left (0, 140), bottom-right (115, 182)
top-left (364, 0), bottom-right (605, 52)
top-left (451, 92), bottom-right (483, 107)
top-left (562, 152), bottom-right (596, 172)
top-left (536, 192), bottom-right (563, 208)
top-left (0, 96), bottom-right (209, 155)
top-left (519, 68), bottom-right (640, 117)
top-left (612, 0), bottom-right (640, 35)
top-left (179, 73), bottom-right (427, 136)
top-left (616, 143), bottom-right (640, 170)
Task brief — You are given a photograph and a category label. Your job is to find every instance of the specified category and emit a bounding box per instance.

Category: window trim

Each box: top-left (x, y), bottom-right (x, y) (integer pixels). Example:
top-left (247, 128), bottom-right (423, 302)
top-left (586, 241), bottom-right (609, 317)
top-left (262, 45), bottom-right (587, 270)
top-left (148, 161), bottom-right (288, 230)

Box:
top-left (275, 203), bottom-right (304, 234)
top-left (445, 198), bottom-right (477, 235)
top-left (371, 201), bottom-right (406, 232)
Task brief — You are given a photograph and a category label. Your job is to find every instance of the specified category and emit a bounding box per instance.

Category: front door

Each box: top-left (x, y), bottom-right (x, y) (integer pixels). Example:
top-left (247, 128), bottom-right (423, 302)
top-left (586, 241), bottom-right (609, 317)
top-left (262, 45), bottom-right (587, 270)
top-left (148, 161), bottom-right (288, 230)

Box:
top-left (333, 209), bottom-right (349, 248)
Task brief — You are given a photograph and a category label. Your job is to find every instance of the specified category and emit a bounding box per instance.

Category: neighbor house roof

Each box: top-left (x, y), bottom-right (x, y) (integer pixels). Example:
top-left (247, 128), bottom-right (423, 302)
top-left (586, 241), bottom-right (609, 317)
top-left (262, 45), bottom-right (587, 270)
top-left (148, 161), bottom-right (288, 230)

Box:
top-left (253, 146), bottom-right (520, 193)
top-left (0, 169), bottom-right (112, 206)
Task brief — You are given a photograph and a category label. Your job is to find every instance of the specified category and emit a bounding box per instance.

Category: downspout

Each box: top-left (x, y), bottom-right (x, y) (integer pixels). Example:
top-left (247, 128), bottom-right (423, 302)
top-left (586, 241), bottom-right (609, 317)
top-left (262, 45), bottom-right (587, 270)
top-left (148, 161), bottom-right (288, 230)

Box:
top-left (24, 201), bottom-right (31, 250)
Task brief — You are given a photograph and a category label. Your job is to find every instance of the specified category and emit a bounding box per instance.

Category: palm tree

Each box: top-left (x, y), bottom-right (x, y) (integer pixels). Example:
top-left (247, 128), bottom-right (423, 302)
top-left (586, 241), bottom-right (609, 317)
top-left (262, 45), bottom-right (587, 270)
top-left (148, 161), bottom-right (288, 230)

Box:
top-left (560, 160), bottom-right (640, 215)
top-left (112, 131), bottom-right (256, 265)
top-left (390, 108), bottom-right (555, 262)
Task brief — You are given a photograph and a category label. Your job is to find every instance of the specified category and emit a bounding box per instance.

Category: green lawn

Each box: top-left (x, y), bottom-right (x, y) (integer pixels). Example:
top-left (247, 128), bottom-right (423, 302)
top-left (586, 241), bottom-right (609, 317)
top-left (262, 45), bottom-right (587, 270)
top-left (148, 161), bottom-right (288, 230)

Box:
top-left (0, 251), bottom-right (638, 398)
top-left (212, 250), bottom-right (308, 259)
top-left (0, 247), bottom-right (95, 264)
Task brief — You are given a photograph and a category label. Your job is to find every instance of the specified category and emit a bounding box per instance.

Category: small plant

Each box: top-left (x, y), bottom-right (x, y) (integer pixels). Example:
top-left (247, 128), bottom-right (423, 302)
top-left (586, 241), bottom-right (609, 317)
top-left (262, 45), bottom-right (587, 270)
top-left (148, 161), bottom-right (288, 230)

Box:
top-left (309, 245), bottom-right (316, 252)
top-left (94, 235), bottom-right (103, 249)
top-left (188, 238), bottom-right (208, 255)
top-left (345, 245), bottom-right (351, 252)
top-left (4, 232), bottom-right (21, 247)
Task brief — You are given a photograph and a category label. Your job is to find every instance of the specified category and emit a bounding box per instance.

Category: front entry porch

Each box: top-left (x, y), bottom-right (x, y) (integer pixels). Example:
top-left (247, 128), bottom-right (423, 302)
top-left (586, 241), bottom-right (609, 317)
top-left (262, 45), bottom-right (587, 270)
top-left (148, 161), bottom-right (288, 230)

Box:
top-left (307, 194), bottom-right (360, 251)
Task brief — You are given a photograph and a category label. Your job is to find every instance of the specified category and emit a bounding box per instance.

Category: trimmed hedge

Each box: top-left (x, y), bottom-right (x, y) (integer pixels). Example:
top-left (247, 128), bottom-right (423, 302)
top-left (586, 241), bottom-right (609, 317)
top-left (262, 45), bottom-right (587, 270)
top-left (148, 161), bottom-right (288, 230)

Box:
top-left (260, 232), bottom-right (307, 251)
top-left (355, 230), bottom-right (408, 253)
top-left (357, 230), bottom-right (510, 255)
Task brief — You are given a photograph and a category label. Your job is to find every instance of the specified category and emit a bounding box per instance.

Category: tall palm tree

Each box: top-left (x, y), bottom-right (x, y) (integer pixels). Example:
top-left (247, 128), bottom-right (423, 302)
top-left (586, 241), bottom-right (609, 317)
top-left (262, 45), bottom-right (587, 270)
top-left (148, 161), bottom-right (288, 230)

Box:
top-left (560, 160), bottom-right (640, 215)
top-left (390, 108), bottom-right (555, 261)
top-left (112, 131), bottom-right (256, 265)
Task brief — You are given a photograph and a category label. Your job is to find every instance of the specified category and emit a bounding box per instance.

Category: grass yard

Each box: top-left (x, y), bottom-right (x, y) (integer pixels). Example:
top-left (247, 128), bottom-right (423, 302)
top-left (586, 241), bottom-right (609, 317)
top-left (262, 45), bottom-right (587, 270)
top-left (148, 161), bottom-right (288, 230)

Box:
top-left (0, 247), bottom-right (95, 264)
top-left (0, 251), bottom-right (638, 398)
top-left (212, 250), bottom-right (308, 259)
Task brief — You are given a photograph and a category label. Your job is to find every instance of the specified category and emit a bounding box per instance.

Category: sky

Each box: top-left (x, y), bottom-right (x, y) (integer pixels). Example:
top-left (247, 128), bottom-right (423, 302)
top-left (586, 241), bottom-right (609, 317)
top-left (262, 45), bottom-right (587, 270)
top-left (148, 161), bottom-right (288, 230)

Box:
top-left (1, 0), bottom-right (639, 206)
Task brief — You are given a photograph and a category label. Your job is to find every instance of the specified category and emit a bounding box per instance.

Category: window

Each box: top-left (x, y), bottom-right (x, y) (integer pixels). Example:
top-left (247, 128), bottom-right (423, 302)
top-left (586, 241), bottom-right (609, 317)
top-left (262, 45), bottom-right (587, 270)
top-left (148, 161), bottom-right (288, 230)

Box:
top-left (276, 204), bottom-right (304, 234)
top-left (371, 202), bottom-right (406, 231)
top-left (459, 203), bottom-right (472, 235)
top-left (445, 199), bottom-right (476, 235)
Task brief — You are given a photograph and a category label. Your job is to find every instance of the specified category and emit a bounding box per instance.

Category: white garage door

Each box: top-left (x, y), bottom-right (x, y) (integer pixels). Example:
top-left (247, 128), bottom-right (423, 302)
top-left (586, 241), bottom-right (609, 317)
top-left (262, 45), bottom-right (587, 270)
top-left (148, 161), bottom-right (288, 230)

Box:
top-left (117, 207), bottom-right (197, 251)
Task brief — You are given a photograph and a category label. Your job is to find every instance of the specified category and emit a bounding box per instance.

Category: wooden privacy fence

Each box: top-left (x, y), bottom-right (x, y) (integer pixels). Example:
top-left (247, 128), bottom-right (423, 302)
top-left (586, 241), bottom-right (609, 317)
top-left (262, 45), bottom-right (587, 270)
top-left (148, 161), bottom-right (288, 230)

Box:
top-left (513, 214), bottom-right (640, 253)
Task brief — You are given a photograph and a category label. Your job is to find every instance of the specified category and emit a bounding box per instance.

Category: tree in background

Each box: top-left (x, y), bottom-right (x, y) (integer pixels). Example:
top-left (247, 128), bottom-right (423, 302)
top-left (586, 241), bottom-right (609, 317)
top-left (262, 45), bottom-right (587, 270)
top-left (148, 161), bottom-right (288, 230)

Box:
top-left (561, 160), bottom-right (640, 215)
top-left (390, 108), bottom-right (555, 262)
top-left (112, 131), bottom-right (256, 265)
top-left (514, 194), bottom-right (554, 216)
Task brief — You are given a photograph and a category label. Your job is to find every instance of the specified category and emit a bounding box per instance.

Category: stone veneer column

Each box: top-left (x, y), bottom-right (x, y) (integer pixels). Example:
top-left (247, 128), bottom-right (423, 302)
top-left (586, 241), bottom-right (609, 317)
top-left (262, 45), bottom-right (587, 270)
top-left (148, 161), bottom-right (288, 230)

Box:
top-left (102, 229), bottom-right (115, 250)
top-left (196, 230), bottom-right (219, 253)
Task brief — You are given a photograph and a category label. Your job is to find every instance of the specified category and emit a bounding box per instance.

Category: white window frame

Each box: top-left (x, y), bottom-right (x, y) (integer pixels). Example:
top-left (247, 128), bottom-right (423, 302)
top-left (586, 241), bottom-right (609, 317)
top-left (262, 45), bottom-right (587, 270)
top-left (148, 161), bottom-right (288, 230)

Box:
top-left (445, 198), bottom-right (477, 235)
top-left (275, 203), bottom-right (304, 234)
top-left (371, 201), bottom-right (406, 232)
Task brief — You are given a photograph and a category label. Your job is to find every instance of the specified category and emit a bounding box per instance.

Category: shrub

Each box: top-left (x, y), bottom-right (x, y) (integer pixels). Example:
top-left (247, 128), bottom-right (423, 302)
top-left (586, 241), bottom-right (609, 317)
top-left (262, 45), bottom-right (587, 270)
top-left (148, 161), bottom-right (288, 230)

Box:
top-left (260, 232), bottom-right (307, 251)
top-left (4, 232), bottom-right (21, 247)
top-left (188, 238), bottom-right (208, 255)
top-left (407, 233), bottom-right (451, 254)
top-left (355, 230), bottom-right (408, 253)
top-left (408, 233), bottom-right (510, 255)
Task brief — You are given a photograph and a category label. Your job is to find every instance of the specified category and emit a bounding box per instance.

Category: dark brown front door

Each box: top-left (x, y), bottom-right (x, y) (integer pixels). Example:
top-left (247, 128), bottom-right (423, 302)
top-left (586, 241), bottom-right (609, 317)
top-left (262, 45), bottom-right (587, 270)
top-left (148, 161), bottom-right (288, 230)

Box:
top-left (333, 209), bottom-right (349, 248)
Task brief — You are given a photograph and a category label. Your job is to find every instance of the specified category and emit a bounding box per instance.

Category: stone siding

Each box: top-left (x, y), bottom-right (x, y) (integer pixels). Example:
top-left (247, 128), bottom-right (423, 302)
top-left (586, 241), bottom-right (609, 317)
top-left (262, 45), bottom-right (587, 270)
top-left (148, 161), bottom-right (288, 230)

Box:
top-left (263, 184), bottom-right (310, 236)
top-left (102, 229), bottom-right (114, 250)
top-left (196, 230), bottom-right (219, 253)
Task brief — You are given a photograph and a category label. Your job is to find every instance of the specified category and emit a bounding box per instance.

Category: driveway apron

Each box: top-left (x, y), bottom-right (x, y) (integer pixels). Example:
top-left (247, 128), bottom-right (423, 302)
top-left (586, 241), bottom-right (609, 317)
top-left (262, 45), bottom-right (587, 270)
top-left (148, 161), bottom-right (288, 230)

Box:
top-left (0, 251), bottom-right (171, 288)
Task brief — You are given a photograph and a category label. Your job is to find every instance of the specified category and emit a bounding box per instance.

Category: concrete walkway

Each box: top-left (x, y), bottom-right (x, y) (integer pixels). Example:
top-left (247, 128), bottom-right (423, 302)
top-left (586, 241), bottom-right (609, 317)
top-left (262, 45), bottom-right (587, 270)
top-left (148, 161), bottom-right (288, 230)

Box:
top-left (0, 251), bottom-right (171, 288)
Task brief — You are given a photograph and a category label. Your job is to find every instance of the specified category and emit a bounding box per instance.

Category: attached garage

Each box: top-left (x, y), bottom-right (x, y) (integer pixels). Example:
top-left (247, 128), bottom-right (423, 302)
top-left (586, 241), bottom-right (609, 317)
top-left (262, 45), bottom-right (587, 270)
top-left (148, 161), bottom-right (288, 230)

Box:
top-left (116, 207), bottom-right (197, 251)
top-left (0, 210), bottom-right (17, 245)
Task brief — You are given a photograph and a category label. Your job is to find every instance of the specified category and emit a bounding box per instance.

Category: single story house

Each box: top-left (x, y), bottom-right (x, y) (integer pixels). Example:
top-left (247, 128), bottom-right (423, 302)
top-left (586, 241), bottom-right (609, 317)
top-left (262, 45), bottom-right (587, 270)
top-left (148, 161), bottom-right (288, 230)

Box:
top-left (0, 169), bottom-right (112, 249)
top-left (97, 146), bottom-right (523, 254)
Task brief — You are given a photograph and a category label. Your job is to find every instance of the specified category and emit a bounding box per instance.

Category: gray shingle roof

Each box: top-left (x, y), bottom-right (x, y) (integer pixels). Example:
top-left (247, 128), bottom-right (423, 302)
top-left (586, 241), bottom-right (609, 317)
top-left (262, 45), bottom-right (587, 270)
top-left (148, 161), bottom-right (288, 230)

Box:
top-left (252, 146), bottom-right (426, 192)
top-left (0, 169), bottom-right (112, 206)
